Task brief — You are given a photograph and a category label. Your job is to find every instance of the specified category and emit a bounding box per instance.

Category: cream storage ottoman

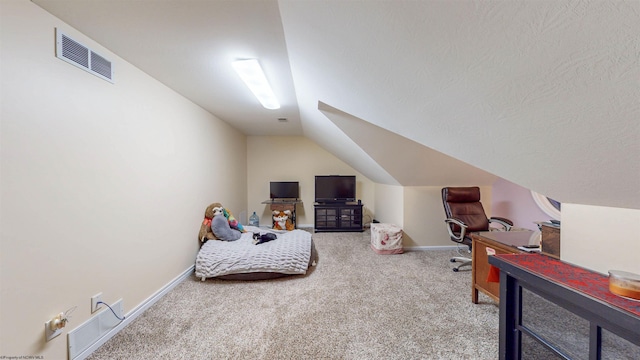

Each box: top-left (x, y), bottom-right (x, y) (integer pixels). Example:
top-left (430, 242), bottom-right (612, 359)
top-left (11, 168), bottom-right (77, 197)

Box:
top-left (370, 223), bottom-right (403, 254)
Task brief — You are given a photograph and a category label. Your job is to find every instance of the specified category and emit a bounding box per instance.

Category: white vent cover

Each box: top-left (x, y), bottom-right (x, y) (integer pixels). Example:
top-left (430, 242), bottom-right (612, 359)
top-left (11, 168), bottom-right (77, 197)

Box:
top-left (68, 299), bottom-right (124, 359)
top-left (56, 28), bottom-right (114, 83)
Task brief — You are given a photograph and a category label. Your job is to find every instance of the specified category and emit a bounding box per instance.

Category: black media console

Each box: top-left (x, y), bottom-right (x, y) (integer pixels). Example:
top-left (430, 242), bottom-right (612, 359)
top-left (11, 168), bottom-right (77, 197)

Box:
top-left (313, 202), bottom-right (363, 233)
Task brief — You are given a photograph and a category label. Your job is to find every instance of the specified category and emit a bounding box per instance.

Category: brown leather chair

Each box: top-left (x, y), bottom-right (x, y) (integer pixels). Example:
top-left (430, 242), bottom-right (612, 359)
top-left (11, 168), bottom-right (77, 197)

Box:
top-left (442, 187), bottom-right (513, 271)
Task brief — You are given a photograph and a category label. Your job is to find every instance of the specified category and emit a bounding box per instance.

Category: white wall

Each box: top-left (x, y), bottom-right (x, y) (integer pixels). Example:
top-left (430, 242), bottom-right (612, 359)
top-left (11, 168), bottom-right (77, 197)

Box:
top-left (490, 181), bottom-right (640, 276)
top-left (400, 186), bottom-right (491, 248)
top-left (0, 1), bottom-right (246, 357)
top-left (373, 184), bottom-right (404, 227)
top-left (400, 186), bottom-right (493, 248)
top-left (246, 136), bottom-right (374, 227)
top-left (491, 178), bottom-right (551, 231)
top-left (561, 204), bottom-right (640, 275)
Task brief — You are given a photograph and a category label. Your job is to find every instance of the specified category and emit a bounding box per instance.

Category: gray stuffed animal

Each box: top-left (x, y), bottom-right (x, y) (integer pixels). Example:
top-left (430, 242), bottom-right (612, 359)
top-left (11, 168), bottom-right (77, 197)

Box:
top-left (211, 213), bottom-right (241, 241)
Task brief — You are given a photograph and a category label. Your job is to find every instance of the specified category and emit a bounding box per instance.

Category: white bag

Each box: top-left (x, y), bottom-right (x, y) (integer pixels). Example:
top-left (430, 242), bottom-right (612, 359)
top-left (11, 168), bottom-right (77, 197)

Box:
top-left (370, 223), bottom-right (403, 254)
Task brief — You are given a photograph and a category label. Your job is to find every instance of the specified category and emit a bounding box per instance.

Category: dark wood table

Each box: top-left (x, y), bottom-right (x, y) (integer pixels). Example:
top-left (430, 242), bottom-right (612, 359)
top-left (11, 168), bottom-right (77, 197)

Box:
top-left (489, 254), bottom-right (640, 359)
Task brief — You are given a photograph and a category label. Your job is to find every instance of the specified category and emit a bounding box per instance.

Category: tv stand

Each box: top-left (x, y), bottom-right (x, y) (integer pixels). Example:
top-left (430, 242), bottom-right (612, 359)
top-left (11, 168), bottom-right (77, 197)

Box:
top-left (314, 202), bottom-right (363, 233)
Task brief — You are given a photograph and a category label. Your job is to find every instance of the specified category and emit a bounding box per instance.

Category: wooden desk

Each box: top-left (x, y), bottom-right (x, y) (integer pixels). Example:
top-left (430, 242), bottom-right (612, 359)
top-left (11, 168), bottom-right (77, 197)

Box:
top-left (471, 231), bottom-right (536, 304)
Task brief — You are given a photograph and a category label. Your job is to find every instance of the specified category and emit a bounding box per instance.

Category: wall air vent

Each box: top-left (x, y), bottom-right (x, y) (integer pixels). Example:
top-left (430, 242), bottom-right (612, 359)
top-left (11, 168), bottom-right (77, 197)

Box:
top-left (56, 28), bottom-right (114, 83)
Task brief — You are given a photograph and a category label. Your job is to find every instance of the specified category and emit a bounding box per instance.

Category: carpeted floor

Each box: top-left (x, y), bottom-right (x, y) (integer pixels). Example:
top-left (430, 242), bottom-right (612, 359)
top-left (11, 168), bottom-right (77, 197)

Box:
top-left (87, 229), bottom-right (500, 359)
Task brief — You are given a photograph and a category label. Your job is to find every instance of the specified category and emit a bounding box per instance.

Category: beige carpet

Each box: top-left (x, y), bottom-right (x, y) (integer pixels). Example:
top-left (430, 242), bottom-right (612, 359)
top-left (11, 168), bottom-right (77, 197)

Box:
top-left (87, 230), bottom-right (500, 359)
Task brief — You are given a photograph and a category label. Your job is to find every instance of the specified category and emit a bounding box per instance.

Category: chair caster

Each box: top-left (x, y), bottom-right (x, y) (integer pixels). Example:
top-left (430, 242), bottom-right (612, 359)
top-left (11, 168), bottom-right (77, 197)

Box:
top-left (452, 268), bottom-right (459, 272)
top-left (450, 258), bottom-right (456, 263)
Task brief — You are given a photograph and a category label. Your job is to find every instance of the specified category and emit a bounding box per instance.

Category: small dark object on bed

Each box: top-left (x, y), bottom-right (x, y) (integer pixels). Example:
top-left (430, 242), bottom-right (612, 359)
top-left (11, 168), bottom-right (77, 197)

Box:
top-left (253, 232), bottom-right (277, 245)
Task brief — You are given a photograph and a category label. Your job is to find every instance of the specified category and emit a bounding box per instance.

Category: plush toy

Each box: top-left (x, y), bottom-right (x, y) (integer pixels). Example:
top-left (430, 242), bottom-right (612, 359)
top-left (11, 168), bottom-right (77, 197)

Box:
top-left (198, 203), bottom-right (246, 243)
top-left (211, 207), bottom-right (241, 241)
top-left (223, 208), bottom-right (245, 233)
top-left (199, 202), bottom-right (222, 242)
top-left (272, 210), bottom-right (294, 231)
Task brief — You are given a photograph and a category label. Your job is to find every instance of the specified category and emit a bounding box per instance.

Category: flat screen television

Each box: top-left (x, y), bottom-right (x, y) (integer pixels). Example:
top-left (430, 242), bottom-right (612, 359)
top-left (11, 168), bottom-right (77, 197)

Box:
top-left (270, 181), bottom-right (299, 200)
top-left (315, 175), bottom-right (356, 203)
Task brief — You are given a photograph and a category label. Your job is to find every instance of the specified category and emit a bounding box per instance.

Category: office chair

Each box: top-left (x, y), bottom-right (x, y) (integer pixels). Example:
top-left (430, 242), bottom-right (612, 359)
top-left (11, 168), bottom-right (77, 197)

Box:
top-left (442, 187), bottom-right (513, 272)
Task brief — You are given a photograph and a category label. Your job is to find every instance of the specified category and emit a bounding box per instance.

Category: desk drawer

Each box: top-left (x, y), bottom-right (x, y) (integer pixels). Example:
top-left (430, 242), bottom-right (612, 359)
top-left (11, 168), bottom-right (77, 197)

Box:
top-left (474, 241), bottom-right (514, 301)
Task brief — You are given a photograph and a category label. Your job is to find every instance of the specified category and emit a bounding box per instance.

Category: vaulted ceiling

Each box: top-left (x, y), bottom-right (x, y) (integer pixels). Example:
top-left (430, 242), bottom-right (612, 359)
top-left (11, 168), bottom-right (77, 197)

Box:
top-left (33, 0), bottom-right (640, 209)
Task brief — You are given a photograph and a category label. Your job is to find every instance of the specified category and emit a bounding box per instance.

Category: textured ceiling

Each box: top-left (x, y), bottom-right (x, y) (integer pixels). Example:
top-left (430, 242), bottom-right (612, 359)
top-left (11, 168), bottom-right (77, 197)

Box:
top-left (279, 0), bottom-right (640, 209)
top-left (32, 0), bottom-right (640, 209)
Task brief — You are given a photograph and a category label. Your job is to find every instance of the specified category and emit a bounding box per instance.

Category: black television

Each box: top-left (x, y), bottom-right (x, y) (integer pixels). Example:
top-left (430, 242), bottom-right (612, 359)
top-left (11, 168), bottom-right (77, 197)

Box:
top-left (315, 175), bottom-right (356, 203)
top-left (270, 181), bottom-right (299, 200)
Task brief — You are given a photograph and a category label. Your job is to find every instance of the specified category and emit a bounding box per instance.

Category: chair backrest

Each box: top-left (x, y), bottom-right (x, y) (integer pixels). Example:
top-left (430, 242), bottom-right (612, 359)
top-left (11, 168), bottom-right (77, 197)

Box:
top-left (442, 187), bottom-right (490, 234)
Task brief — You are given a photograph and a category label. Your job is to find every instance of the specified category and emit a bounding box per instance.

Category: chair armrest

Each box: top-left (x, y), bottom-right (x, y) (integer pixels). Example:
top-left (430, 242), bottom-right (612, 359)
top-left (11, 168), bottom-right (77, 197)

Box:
top-left (489, 217), bottom-right (513, 231)
top-left (444, 218), bottom-right (468, 243)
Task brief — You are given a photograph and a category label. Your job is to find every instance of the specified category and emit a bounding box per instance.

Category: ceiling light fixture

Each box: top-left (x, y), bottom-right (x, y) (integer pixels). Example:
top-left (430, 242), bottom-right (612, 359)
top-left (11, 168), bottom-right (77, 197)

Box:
top-left (232, 59), bottom-right (280, 110)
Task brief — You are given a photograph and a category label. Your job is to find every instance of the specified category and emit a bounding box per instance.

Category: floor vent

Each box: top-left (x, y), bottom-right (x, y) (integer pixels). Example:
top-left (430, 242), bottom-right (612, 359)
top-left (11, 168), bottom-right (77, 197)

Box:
top-left (67, 299), bottom-right (123, 360)
top-left (56, 28), bottom-right (114, 83)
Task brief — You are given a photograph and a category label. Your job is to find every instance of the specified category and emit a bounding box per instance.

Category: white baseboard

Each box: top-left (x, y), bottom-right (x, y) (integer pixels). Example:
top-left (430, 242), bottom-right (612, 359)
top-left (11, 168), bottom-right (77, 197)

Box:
top-left (71, 265), bottom-right (195, 360)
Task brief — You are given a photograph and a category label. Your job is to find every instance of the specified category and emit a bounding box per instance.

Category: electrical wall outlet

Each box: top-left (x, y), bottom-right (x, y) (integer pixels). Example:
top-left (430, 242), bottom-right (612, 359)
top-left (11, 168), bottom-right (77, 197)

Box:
top-left (91, 293), bottom-right (103, 313)
top-left (45, 313), bottom-right (64, 341)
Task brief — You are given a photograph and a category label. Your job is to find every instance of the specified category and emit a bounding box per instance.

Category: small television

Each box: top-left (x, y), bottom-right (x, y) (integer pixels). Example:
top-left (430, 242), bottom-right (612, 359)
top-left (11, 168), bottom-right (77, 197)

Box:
top-left (270, 181), bottom-right (299, 200)
top-left (315, 175), bottom-right (356, 203)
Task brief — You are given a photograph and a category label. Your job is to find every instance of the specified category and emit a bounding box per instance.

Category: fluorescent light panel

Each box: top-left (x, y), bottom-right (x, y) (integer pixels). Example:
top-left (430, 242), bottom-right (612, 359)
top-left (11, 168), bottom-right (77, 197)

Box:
top-left (232, 59), bottom-right (280, 110)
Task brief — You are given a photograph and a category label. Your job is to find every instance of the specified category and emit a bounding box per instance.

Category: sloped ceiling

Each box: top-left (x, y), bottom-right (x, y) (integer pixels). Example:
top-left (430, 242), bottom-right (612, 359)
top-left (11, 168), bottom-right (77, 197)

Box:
top-left (32, 0), bottom-right (302, 136)
top-left (279, 0), bottom-right (640, 209)
top-left (32, 0), bottom-right (640, 209)
top-left (318, 102), bottom-right (498, 187)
